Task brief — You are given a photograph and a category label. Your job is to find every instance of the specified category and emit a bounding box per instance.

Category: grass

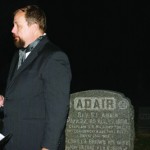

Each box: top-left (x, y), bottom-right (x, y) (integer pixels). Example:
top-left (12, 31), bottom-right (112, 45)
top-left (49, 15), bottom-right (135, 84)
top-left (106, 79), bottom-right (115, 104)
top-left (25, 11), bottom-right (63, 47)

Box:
top-left (134, 133), bottom-right (150, 150)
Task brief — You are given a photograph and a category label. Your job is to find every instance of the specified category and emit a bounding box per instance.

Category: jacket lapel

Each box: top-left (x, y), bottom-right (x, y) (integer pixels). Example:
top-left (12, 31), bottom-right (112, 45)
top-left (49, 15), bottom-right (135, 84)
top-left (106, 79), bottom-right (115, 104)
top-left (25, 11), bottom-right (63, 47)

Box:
top-left (6, 36), bottom-right (49, 91)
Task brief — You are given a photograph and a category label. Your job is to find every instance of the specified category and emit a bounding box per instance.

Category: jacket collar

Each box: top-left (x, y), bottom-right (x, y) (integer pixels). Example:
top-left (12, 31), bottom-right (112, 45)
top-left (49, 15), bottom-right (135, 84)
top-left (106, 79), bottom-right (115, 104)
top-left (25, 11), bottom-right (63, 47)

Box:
top-left (6, 36), bottom-right (49, 91)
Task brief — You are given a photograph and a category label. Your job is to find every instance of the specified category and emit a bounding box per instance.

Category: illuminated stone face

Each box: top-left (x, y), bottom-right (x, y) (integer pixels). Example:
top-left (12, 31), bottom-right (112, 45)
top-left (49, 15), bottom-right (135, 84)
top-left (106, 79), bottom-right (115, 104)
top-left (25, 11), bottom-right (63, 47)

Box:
top-left (65, 90), bottom-right (135, 150)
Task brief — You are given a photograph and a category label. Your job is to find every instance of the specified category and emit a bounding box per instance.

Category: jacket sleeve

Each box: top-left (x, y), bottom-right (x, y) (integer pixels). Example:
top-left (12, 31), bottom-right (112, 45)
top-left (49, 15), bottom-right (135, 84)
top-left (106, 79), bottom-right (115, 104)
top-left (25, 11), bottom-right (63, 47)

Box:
top-left (41, 51), bottom-right (71, 149)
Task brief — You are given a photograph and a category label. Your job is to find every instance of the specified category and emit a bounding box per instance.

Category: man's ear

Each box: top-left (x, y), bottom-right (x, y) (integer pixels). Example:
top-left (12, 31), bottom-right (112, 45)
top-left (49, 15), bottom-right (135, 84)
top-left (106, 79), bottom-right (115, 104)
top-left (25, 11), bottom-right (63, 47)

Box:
top-left (31, 23), bottom-right (39, 33)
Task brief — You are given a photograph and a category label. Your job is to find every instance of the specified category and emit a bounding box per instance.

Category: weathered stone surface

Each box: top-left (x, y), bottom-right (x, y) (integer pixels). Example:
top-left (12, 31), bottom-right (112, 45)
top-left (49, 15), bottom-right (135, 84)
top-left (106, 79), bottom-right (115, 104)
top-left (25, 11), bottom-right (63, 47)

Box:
top-left (65, 90), bottom-right (135, 150)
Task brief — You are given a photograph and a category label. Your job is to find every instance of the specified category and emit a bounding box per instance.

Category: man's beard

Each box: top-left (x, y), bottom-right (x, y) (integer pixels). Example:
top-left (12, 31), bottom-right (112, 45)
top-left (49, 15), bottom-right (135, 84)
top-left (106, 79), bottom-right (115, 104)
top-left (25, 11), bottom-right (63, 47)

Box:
top-left (14, 38), bottom-right (25, 48)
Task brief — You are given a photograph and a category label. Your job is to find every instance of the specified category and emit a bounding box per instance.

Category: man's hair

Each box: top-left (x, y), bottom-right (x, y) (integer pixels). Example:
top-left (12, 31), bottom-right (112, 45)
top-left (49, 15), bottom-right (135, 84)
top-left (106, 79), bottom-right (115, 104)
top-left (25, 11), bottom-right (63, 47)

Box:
top-left (14, 5), bottom-right (47, 32)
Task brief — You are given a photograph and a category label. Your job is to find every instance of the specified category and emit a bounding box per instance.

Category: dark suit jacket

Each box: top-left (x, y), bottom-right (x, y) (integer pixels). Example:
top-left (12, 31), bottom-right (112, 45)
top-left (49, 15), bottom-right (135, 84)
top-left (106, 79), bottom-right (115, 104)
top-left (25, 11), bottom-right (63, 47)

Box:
top-left (2, 36), bottom-right (72, 150)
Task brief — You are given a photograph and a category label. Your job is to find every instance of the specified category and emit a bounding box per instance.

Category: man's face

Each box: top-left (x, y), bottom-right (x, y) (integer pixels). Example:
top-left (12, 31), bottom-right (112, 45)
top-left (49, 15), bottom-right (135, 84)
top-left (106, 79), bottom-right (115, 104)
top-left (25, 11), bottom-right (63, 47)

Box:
top-left (11, 11), bottom-right (33, 48)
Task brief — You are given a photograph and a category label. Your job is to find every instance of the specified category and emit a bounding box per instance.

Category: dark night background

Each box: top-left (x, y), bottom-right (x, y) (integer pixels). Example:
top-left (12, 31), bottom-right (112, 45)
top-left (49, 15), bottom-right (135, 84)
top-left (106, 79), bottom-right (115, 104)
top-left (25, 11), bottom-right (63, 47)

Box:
top-left (0, 1), bottom-right (150, 111)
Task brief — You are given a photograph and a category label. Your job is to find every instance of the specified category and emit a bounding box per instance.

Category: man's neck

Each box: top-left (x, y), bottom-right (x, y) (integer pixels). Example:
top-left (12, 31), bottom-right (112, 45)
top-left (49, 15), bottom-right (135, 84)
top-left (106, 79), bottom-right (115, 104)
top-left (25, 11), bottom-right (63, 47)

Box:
top-left (24, 32), bottom-right (45, 48)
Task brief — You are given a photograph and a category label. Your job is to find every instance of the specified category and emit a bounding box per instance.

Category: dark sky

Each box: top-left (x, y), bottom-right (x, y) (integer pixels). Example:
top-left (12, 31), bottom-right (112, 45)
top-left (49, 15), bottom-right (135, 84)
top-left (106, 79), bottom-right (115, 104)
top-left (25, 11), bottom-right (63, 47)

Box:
top-left (0, 1), bottom-right (150, 107)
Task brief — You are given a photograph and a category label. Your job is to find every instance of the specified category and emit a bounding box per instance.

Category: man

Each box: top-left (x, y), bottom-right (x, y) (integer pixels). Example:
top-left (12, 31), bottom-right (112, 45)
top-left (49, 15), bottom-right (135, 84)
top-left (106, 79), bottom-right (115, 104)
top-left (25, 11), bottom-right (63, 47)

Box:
top-left (0, 5), bottom-right (71, 150)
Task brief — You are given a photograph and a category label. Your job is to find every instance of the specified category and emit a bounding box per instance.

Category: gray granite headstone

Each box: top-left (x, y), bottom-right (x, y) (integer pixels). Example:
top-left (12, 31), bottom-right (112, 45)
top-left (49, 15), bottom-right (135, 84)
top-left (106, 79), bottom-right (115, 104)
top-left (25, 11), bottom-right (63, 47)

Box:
top-left (65, 90), bottom-right (135, 150)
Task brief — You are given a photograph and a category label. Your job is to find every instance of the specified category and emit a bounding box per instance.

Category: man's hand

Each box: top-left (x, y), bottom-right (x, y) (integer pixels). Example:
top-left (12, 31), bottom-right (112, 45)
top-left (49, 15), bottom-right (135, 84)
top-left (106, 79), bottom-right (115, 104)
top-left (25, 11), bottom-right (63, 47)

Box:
top-left (42, 148), bottom-right (49, 150)
top-left (0, 95), bottom-right (4, 107)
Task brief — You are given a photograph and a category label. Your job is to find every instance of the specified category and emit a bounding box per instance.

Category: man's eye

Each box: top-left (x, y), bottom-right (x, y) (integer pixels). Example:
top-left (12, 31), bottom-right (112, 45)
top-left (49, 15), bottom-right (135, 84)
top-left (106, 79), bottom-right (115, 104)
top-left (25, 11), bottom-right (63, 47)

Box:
top-left (17, 25), bottom-right (22, 29)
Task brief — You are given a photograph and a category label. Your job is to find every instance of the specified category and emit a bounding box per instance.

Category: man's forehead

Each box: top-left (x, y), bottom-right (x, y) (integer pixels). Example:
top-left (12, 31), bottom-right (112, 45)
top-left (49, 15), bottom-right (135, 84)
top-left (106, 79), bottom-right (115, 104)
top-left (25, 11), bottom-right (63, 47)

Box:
top-left (14, 12), bottom-right (26, 23)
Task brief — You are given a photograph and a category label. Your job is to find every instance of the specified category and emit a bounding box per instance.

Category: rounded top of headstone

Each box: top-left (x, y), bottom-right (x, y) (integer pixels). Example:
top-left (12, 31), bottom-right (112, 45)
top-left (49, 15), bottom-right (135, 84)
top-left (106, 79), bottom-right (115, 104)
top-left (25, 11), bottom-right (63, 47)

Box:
top-left (70, 90), bottom-right (133, 110)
